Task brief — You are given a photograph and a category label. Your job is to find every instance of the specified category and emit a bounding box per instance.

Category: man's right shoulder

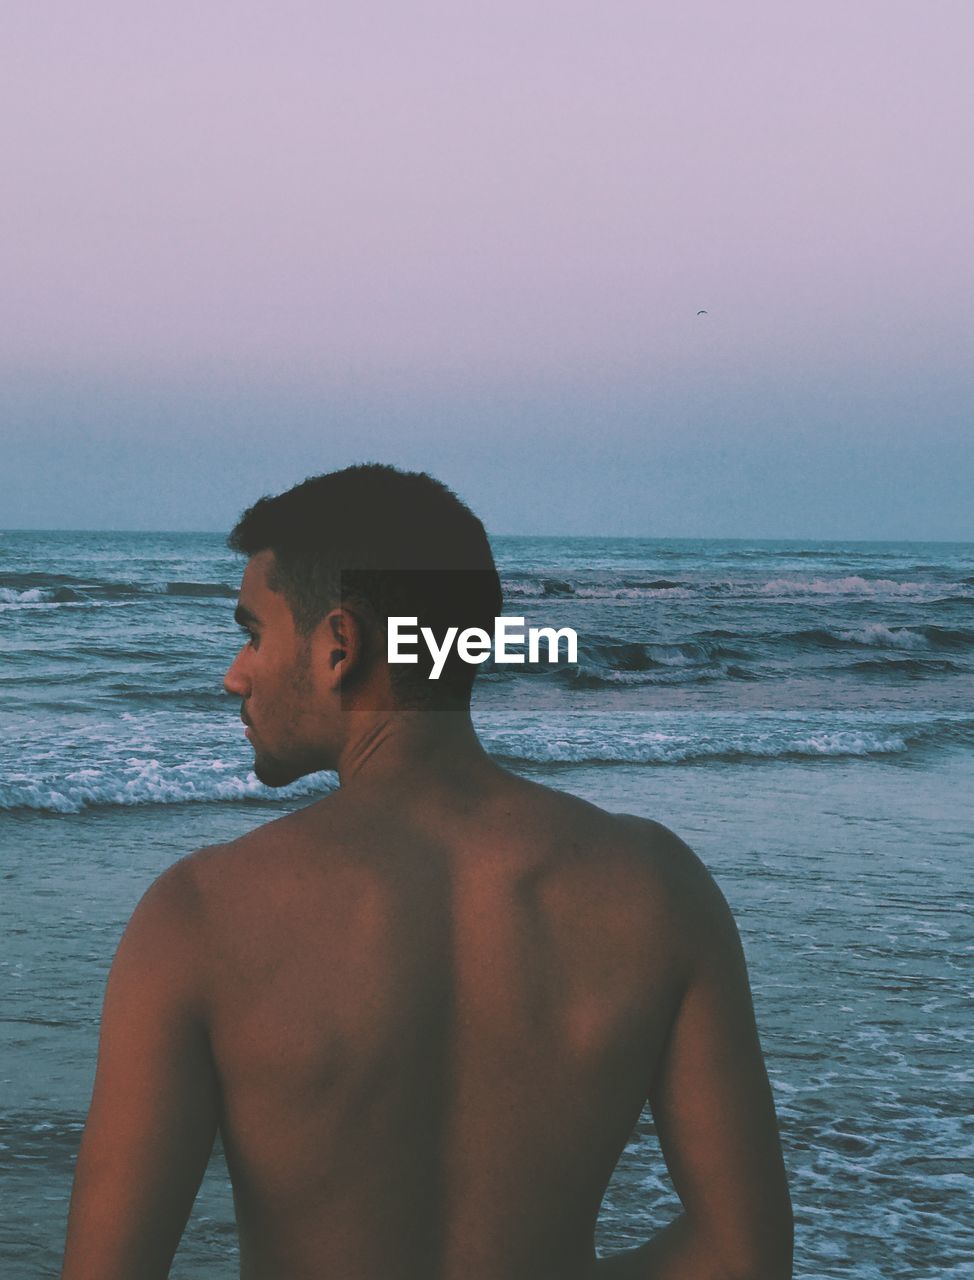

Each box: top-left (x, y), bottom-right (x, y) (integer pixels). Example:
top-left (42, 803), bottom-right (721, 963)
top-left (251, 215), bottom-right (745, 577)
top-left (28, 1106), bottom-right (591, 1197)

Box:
top-left (596, 811), bottom-right (737, 961)
top-left (511, 779), bottom-right (719, 912)
top-left (610, 812), bottom-right (713, 889)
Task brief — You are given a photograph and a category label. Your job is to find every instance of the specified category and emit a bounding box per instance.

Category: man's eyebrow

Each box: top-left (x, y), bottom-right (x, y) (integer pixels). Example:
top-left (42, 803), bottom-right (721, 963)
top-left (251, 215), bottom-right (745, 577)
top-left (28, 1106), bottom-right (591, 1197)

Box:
top-left (234, 604), bottom-right (260, 627)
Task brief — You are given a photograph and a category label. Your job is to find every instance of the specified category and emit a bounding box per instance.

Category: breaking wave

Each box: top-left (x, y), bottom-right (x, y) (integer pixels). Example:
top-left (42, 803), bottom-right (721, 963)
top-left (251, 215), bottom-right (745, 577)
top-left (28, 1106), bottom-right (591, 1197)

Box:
top-left (0, 761), bottom-right (337, 814)
top-left (486, 727), bottom-right (914, 767)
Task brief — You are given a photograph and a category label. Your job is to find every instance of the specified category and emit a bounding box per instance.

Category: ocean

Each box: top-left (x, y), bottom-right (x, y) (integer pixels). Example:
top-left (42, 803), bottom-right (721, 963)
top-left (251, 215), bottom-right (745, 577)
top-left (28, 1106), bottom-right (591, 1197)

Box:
top-left (2, 531), bottom-right (972, 1278)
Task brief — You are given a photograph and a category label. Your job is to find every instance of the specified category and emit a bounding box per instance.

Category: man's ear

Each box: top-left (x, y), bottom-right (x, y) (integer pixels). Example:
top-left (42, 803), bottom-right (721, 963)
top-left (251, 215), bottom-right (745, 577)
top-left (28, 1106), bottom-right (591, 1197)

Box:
top-left (317, 606), bottom-right (366, 687)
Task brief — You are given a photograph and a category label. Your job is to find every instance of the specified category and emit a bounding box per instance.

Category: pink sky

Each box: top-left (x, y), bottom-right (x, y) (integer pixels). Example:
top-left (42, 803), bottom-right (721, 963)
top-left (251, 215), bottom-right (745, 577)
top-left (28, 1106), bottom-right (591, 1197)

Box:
top-left (2, 2), bottom-right (972, 534)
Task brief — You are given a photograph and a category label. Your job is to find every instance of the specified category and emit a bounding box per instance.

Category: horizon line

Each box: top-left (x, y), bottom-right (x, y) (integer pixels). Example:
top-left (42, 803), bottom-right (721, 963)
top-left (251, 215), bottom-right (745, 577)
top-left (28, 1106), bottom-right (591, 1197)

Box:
top-left (2, 528), bottom-right (972, 546)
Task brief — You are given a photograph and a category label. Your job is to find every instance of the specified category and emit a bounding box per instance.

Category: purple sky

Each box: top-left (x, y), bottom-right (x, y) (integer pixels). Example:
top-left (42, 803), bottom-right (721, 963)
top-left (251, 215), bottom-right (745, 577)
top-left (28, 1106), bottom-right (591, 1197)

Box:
top-left (2, 2), bottom-right (972, 536)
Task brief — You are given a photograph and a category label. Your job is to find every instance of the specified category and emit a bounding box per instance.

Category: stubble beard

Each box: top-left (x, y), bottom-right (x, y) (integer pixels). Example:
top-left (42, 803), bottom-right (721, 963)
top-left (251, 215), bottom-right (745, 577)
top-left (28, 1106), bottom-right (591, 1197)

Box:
top-left (249, 638), bottom-right (325, 787)
top-left (252, 749), bottom-right (318, 788)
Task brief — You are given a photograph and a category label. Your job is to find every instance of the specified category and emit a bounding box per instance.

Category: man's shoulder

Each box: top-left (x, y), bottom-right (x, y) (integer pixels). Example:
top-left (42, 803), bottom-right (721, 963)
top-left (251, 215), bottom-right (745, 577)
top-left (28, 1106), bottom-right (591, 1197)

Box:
top-left (614, 811), bottom-right (732, 917)
top-left (509, 778), bottom-right (712, 905)
top-left (148, 792), bottom-right (345, 915)
top-left (610, 812), bottom-right (712, 887)
top-left (190, 791), bottom-right (343, 865)
top-left (540, 790), bottom-right (729, 942)
top-left (527, 780), bottom-right (708, 884)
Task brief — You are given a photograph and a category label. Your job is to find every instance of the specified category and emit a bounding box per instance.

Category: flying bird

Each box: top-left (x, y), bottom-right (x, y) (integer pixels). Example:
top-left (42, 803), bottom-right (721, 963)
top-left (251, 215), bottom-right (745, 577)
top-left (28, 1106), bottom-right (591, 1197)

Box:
top-left (696, 309), bottom-right (708, 316)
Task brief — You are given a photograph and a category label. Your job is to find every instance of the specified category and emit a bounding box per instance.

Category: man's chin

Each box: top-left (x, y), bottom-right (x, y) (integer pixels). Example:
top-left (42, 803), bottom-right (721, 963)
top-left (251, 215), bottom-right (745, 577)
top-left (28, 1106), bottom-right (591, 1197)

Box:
top-left (252, 752), bottom-right (319, 788)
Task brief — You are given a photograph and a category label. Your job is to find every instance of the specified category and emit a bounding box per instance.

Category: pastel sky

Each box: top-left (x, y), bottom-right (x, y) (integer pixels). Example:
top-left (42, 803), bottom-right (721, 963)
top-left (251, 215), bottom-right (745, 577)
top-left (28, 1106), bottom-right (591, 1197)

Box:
top-left (2, 1), bottom-right (971, 537)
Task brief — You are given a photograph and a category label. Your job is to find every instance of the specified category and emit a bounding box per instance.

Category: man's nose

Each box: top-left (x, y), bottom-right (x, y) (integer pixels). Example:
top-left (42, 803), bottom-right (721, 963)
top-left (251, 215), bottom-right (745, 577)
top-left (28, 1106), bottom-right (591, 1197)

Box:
top-left (224, 647), bottom-right (250, 697)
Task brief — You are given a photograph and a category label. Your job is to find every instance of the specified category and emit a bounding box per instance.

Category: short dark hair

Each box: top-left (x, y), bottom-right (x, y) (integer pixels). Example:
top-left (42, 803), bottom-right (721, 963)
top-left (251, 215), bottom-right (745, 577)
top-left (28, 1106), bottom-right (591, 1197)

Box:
top-left (228, 464), bottom-right (503, 704)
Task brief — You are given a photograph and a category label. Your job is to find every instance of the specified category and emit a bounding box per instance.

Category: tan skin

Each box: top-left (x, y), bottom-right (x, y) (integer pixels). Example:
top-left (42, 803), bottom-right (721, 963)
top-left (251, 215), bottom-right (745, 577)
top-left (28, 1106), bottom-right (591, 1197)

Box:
top-left (62, 551), bottom-right (793, 1280)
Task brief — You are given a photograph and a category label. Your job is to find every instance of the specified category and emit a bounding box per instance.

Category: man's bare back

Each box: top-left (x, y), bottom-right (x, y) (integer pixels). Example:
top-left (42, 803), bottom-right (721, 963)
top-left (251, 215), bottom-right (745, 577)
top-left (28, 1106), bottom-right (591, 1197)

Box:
top-left (64, 760), bottom-right (789, 1279)
top-left (62, 468), bottom-right (791, 1279)
top-left (195, 770), bottom-right (693, 1280)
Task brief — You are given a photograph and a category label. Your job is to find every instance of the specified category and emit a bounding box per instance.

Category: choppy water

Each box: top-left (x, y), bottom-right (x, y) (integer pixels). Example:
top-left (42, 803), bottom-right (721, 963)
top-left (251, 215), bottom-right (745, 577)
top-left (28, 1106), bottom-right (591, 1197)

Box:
top-left (1, 531), bottom-right (972, 1277)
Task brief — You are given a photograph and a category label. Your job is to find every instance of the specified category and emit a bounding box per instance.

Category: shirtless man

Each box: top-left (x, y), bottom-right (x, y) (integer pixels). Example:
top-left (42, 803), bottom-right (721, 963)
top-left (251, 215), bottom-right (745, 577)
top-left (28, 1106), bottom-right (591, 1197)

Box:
top-left (62, 465), bottom-right (792, 1280)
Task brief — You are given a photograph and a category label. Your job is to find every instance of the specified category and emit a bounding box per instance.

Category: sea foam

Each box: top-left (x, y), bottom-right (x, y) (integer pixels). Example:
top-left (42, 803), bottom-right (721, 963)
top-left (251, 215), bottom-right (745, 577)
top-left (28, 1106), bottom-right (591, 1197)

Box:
top-left (0, 761), bottom-right (336, 814)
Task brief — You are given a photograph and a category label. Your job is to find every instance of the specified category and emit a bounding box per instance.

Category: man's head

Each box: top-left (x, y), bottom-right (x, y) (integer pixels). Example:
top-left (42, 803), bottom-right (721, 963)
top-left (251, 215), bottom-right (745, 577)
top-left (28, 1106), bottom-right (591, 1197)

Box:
top-left (224, 464), bottom-right (502, 784)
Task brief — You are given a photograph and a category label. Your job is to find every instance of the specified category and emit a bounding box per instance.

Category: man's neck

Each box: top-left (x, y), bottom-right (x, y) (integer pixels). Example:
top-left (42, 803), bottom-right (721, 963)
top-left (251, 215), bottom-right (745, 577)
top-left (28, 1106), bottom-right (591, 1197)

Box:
top-left (335, 706), bottom-right (495, 790)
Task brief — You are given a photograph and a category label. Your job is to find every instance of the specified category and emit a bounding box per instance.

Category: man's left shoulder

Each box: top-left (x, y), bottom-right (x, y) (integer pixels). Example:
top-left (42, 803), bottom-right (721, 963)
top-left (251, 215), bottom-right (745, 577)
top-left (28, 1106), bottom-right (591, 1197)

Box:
top-left (128, 848), bottom-right (209, 934)
top-left (123, 825), bottom-right (266, 954)
top-left (175, 793), bottom-right (339, 882)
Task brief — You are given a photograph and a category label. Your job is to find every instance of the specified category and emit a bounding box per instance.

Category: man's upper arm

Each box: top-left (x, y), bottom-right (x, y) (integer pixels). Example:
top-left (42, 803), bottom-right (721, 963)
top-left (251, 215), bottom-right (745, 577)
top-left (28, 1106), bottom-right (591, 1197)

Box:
top-left (62, 856), bottom-right (220, 1280)
top-left (645, 826), bottom-right (793, 1278)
